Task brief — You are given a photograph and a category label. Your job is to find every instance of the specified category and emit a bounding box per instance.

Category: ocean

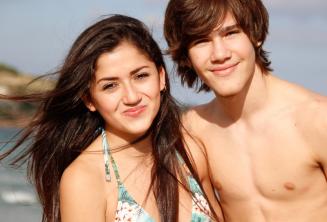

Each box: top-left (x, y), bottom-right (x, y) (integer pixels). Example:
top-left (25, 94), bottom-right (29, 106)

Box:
top-left (0, 128), bottom-right (41, 221)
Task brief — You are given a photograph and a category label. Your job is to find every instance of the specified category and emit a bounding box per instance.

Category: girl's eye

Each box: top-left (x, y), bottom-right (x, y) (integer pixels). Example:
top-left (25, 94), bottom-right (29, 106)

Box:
top-left (102, 82), bottom-right (118, 90)
top-left (135, 72), bottom-right (150, 80)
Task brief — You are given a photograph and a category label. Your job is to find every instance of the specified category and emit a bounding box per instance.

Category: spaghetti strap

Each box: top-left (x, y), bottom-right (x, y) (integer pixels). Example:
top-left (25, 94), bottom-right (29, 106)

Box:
top-left (101, 129), bottom-right (111, 181)
top-left (101, 128), bottom-right (122, 184)
top-left (175, 150), bottom-right (186, 164)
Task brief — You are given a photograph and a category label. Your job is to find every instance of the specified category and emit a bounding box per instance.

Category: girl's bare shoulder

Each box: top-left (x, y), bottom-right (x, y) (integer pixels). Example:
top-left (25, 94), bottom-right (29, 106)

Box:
top-left (60, 135), bottom-right (106, 201)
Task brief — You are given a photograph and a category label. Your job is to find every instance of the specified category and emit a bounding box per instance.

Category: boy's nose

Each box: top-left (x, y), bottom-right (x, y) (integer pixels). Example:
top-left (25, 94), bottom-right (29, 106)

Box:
top-left (210, 38), bottom-right (232, 62)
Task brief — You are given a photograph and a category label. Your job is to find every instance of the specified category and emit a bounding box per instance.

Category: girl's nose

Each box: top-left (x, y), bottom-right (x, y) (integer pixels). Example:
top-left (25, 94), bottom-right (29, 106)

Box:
top-left (122, 84), bottom-right (141, 105)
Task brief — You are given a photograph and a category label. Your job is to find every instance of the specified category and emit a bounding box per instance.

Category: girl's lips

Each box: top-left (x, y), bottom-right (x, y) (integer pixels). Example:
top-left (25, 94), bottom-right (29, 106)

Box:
top-left (123, 105), bottom-right (146, 117)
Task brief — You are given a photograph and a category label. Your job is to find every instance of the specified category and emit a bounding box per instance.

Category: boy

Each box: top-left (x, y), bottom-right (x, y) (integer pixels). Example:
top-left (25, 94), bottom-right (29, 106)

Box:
top-left (164, 0), bottom-right (327, 221)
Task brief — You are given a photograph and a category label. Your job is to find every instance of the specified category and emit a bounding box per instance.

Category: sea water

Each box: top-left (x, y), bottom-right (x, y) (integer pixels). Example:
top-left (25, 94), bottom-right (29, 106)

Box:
top-left (0, 128), bottom-right (41, 221)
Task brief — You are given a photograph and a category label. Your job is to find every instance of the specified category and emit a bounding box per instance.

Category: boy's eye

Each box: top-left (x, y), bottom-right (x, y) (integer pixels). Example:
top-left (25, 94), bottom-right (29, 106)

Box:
top-left (225, 29), bottom-right (240, 37)
top-left (192, 38), bottom-right (209, 45)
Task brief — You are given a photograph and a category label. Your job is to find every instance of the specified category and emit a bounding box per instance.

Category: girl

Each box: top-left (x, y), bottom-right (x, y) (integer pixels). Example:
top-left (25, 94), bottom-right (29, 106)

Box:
top-left (1, 15), bottom-right (222, 221)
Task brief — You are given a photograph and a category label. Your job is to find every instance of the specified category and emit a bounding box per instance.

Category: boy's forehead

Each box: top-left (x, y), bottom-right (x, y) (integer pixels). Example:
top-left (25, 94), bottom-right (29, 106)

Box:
top-left (213, 11), bottom-right (237, 32)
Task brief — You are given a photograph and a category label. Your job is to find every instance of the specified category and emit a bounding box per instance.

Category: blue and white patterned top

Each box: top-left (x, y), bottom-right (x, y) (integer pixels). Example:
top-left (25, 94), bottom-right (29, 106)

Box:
top-left (101, 129), bottom-right (213, 222)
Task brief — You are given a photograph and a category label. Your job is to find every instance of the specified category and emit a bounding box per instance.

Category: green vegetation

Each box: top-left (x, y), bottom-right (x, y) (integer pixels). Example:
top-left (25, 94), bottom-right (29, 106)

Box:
top-left (0, 63), bottom-right (19, 75)
top-left (0, 62), bottom-right (55, 127)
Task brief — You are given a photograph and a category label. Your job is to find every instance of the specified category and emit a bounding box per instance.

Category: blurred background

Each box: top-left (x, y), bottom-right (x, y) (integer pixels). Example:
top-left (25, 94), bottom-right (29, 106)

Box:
top-left (0, 0), bottom-right (326, 221)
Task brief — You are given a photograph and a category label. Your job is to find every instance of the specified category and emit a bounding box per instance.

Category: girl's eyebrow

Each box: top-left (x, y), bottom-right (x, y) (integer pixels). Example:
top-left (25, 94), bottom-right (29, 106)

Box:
top-left (130, 65), bottom-right (149, 75)
top-left (96, 65), bottom-right (149, 84)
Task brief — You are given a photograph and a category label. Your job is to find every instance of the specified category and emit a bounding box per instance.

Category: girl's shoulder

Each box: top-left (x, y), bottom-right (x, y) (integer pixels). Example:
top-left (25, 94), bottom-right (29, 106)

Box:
top-left (60, 135), bottom-right (105, 203)
top-left (59, 141), bottom-right (108, 221)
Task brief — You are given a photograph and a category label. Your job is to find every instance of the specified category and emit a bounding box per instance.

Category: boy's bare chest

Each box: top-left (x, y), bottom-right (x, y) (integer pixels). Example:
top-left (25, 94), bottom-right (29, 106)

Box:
top-left (200, 122), bottom-right (322, 200)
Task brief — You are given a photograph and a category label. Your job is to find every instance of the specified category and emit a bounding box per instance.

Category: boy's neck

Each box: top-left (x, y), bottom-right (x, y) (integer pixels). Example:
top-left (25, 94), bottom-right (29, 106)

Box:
top-left (212, 68), bottom-right (272, 123)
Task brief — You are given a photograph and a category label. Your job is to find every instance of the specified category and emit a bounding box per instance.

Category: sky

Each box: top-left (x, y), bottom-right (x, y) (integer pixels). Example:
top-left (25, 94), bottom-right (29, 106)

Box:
top-left (0, 0), bottom-right (327, 104)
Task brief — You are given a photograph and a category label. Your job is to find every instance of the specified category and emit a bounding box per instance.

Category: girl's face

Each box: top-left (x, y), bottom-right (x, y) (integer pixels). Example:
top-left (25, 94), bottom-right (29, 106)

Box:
top-left (86, 41), bottom-right (165, 141)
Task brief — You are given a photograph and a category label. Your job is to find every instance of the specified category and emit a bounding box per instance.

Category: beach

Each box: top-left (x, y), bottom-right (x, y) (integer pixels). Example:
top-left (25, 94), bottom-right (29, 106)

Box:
top-left (0, 128), bottom-right (41, 221)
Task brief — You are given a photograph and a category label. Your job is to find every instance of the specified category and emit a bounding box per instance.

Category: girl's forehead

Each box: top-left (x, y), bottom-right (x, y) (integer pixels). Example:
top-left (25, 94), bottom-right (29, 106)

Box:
top-left (93, 47), bottom-right (156, 80)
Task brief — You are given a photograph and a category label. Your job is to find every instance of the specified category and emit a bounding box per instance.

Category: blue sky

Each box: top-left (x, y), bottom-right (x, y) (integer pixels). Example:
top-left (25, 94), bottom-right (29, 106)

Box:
top-left (1, 0), bottom-right (326, 104)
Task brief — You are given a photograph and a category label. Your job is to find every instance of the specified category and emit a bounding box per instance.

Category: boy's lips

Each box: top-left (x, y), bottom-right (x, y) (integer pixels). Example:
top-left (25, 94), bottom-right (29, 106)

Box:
top-left (210, 63), bottom-right (239, 76)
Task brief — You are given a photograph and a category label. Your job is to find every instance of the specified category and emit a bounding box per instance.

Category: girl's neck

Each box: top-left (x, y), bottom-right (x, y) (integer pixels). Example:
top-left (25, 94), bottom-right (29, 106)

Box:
top-left (103, 128), bottom-right (153, 156)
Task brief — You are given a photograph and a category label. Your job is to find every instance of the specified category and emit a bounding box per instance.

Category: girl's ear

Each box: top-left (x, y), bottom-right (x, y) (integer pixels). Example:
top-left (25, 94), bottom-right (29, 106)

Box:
top-left (82, 95), bottom-right (96, 112)
top-left (159, 67), bottom-right (166, 91)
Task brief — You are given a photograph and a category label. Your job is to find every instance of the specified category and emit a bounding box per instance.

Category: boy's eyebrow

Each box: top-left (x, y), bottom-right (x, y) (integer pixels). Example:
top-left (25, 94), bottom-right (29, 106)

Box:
top-left (214, 24), bottom-right (240, 34)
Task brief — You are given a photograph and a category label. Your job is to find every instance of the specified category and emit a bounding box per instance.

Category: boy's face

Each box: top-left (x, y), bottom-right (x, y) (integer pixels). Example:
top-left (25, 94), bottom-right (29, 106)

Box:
top-left (188, 12), bottom-right (259, 97)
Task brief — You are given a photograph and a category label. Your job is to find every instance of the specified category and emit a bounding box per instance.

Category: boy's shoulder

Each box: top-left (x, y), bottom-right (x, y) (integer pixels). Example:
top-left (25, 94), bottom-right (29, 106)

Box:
top-left (279, 79), bottom-right (327, 142)
top-left (272, 75), bottom-right (327, 113)
top-left (299, 92), bottom-right (327, 126)
top-left (181, 101), bottom-right (217, 136)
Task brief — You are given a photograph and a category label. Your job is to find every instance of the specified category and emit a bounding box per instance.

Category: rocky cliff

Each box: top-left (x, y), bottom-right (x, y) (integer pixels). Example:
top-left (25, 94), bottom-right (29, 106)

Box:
top-left (0, 64), bottom-right (55, 127)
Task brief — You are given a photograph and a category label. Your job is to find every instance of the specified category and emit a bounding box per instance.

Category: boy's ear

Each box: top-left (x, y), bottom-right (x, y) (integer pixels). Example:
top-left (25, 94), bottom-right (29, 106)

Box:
top-left (82, 95), bottom-right (96, 112)
top-left (159, 67), bottom-right (166, 91)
